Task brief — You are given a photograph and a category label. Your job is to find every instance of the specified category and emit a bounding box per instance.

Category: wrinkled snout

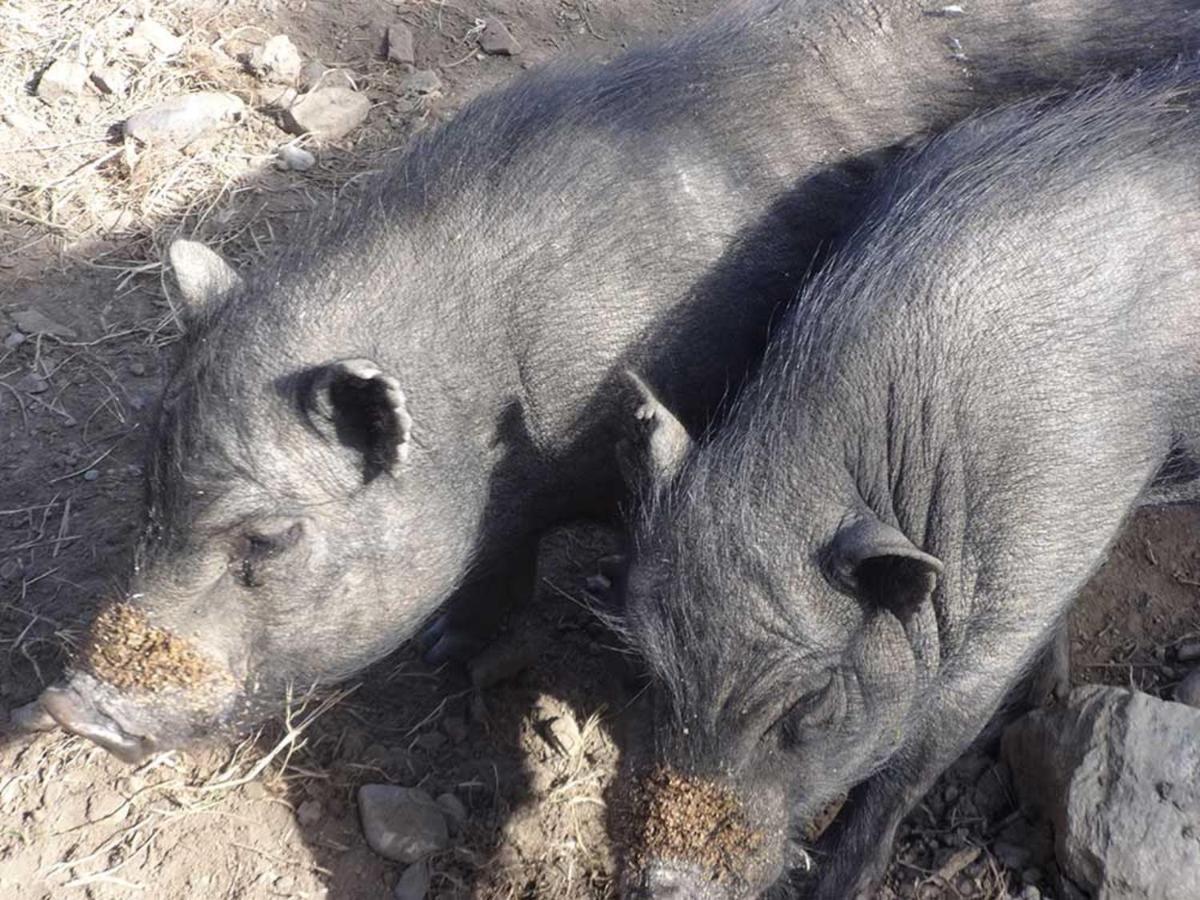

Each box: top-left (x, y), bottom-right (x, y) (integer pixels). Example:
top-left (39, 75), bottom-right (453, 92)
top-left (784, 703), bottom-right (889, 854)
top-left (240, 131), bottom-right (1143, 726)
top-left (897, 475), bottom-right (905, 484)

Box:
top-left (40, 682), bottom-right (156, 764)
top-left (40, 602), bottom-right (242, 763)
top-left (626, 861), bottom-right (734, 899)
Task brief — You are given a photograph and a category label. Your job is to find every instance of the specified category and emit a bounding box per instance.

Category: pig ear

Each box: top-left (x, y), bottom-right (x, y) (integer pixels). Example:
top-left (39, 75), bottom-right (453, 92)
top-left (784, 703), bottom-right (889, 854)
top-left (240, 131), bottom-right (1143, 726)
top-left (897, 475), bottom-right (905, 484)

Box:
top-left (617, 370), bottom-right (694, 486)
top-left (827, 514), bottom-right (944, 617)
top-left (168, 240), bottom-right (244, 309)
top-left (308, 358), bottom-right (413, 482)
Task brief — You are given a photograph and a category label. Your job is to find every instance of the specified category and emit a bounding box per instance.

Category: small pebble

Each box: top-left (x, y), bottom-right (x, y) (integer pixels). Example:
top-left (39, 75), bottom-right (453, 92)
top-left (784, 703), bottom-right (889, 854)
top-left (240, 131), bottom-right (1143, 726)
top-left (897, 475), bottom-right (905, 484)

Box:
top-left (3, 108), bottom-right (48, 133)
top-left (387, 24), bottom-right (416, 67)
top-left (132, 19), bottom-right (184, 56)
top-left (83, 469), bottom-right (100, 481)
top-left (1174, 668), bottom-right (1200, 708)
top-left (297, 798), bottom-right (323, 825)
top-left (13, 308), bottom-right (76, 337)
top-left (16, 373), bottom-right (48, 394)
top-left (436, 792), bottom-right (467, 829)
top-left (478, 17), bottom-right (521, 55)
top-left (298, 60), bottom-right (328, 91)
top-left (37, 59), bottom-right (88, 103)
top-left (277, 144), bottom-right (316, 172)
top-left (393, 861), bottom-right (429, 900)
top-left (1175, 639), bottom-right (1200, 664)
top-left (252, 35), bottom-right (303, 85)
top-left (3, 332), bottom-right (26, 349)
top-left (584, 573), bottom-right (611, 594)
top-left (90, 67), bottom-right (129, 96)
top-left (10, 700), bottom-right (57, 733)
top-left (401, 69), bottom-right (442, 94)
top-left (129, 361), bottom-right (147, 376)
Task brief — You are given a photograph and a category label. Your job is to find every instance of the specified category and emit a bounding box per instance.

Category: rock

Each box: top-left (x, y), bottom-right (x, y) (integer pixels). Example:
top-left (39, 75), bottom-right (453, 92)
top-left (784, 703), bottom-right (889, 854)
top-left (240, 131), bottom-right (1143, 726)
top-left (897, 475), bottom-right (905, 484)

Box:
top-left (298, 60), bottom-right (327, 90)
top-left (584, 573), bottom-right (611, 595)
top-left (297, 798), bottom-right (322, 825)
top-left (387, 24), bottom-right (416, 67)
top-left (469, 638), bottom-right (536, 688)
top-left (277, 144), bottom-right (315, 172)
top-left (15, 374), bottom-right (48, 394)
top-left (993, 841), bottom-right (1032, 871)
top-left (478, 17), bottom-right (521, 55)
top-left (1174, 639), bottom-right (1200, 664)
top-left (13, 309), bottom-right (76, 338)
top-left (124, 92), bottom-right (245, 149)
top-left (132, 19), bottom-right (184, 56)
top-left (37, 59), bottom-right (88, 103)
top-left (99, 209), bottom-right (135, 234)
top-left (257, 84), bottom-right (297, 110)
top-left (120, 34), bottom-right (154, 61)
top-left (252, 35), bottom-right (303, 85)
top-left (9, 700), bottom-right (57, 733)
top-left (129, 361), bottom-right (147, 376)
top-left (436, 792), bottom-right (467, 830)
top-left (401, 69), bottom-right (442, 94)
top-left (1002, 685), bottom-right (1200, 900)
top-left (393, 861), bottom-right (429, 900)
top-left (4, 332), bottom-right (27, 349)
top-left (441, 716), bottom-right (467, 743)
top-left (358, 785), bottom-right (449, 863)
top-left (3, 108), bottom-right (48, 133)
top-left (413, 731), bottom-right (446, 752)
top-left (1174, 668), bottom-right (1200, 708)
top-left (90, 67), bottom-right (128, 96)
top-left (283, 87), bottom-right (370, 141)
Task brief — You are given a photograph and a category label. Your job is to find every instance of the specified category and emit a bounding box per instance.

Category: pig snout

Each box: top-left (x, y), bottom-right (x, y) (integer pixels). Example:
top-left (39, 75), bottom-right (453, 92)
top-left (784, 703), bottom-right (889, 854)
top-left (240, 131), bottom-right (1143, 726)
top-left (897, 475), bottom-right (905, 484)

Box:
top-left (40, 681), bottom-right (156, 764)
top-left (41, 602), bottom-right (242, 763)
top-left (625, 862), bottom-right (735, 899)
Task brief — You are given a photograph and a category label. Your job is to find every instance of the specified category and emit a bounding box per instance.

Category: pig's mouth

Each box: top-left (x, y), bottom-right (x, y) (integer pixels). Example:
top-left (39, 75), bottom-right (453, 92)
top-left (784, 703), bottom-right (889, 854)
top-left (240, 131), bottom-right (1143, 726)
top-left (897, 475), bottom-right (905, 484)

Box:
top-left (40, 684), bottom-right (157, 764)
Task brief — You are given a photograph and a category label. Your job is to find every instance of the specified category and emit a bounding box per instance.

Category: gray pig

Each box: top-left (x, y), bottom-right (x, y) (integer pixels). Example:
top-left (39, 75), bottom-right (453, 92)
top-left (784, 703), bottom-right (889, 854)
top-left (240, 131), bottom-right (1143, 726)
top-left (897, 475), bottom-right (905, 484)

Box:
top-left (41, 1), bottom-right (1200, 763)
top-left (616, 64), bottom-right (1200, 898)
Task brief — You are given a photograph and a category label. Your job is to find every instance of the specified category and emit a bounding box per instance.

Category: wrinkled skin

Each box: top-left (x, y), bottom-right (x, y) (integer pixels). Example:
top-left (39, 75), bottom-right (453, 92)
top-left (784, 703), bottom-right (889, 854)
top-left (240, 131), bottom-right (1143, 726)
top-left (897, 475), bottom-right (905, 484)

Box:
top-left (615, 67), bottom-right (1200, 899)
top-left (40, 0), bottom-right (1200, 761)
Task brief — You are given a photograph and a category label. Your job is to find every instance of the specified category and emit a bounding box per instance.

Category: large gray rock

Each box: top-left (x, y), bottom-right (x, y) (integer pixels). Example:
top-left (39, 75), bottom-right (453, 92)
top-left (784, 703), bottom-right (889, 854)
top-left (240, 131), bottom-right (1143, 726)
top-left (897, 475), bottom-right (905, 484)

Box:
top-left (283, 87), bottom-right (370, 141)
top-left (1002, 686), bottom-right (1200, 900)
top-left (358, 785), bottom-right (448, 863)
top-left (124, 92), bottom-right (245, 148)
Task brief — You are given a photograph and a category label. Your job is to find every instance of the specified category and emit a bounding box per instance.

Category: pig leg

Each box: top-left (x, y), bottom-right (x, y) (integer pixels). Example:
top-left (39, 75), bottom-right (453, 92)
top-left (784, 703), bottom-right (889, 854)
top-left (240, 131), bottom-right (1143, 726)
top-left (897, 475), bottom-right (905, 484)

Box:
top-left (420, 543), bottom-right (538, 665)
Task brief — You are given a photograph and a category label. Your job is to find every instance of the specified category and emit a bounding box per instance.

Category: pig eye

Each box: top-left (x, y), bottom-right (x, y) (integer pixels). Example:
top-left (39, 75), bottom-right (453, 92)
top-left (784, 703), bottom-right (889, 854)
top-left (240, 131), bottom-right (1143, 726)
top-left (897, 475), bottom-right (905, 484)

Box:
top-left (778, 673), bottom-right (839, 748)
top-left (232, 524), bottom-right (303, 587)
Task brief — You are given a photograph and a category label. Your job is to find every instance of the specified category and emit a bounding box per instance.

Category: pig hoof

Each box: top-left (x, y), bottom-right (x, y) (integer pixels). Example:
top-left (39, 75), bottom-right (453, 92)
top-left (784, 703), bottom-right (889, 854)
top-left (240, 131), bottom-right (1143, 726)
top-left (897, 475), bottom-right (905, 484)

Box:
top-left (423, 630), bottom-right (486, 667)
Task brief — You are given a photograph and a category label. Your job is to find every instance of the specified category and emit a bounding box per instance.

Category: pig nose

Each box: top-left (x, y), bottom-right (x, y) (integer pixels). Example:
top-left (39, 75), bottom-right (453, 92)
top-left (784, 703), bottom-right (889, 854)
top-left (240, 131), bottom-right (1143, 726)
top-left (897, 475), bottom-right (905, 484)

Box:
top-left (39, 684), bottom-right (155, 765)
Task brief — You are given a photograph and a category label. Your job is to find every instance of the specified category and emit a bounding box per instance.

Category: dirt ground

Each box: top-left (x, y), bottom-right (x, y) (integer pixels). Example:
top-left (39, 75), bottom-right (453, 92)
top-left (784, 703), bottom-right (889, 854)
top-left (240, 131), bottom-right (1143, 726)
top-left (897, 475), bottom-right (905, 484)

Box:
top-left (2, 2), bottom-right (1199, 899)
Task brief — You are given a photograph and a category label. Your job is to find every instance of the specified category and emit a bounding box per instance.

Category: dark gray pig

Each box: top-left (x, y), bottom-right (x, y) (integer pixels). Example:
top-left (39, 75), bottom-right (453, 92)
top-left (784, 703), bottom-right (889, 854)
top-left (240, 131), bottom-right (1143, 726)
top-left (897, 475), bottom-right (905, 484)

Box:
top-left (616, 65), bottom-right (1200, 899)
top-left (40, 1), bottom-right (1200, 763)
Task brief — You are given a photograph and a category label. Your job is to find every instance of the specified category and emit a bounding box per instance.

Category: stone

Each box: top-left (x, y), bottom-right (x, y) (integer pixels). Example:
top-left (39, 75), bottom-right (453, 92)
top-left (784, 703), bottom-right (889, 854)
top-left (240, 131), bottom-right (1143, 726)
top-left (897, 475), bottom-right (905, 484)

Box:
top-left (37, 59), bottom-right (88, 103)
top-left (1174, 639), bottom-right (1200, 664)
top-left (129, 360), bottom-right (147, 376)
top-left (585, 574), bottom-right (611, 594)
top-left (252, 35), bottom-right (303, 85)
top-left (1002, 685), bottom-right (1200, 900)
top-left (4, 332), bottom-right (26, 349)
top-left (478, 17), bottom-right (521, 56)
top-left (132, 19), bottom-right (184, 56)
top-left (3, 108), bottom-right (48, 133)
top-left (277, 144), bottom-right (315, 172)
top-left (1174, 668), bottom-right (1200, 708)
top-left (401, 69), bottom-right (442, 94)
top-left (283, 87), bottom-right (370, 141)
top-left (298, 60), bottom-right (327, 91)
top-left (436, 792), bottom-right (467, 829)
top-left (90, 67), bottom-right (128, 96)
top-left (257, 84), bottom-right (297, 110)
top-left (358, 785), bottom-right (449, 863)
top-left (15, 374), bottom-right (47, 394)
top-left (387, 24), bottom-right (416, 67)
top-left (393, 861), bottom-right (429, 900)
top-left (124, 92), bottom-right (245, 148)
top-left (9, 700), bottom-right (57, 733)
top-left (297, 798), bottom-right (322, 825)
top-left (83, 469), bottom-right (100, 481)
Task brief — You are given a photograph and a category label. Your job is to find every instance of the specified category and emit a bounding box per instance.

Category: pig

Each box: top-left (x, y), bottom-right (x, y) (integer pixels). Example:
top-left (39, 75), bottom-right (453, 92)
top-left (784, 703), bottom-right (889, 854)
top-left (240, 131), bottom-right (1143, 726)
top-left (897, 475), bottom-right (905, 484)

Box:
top-left (40, 0), bottom-right (1200, 763)
top-left (614, 63), bottom-right (1200, 899)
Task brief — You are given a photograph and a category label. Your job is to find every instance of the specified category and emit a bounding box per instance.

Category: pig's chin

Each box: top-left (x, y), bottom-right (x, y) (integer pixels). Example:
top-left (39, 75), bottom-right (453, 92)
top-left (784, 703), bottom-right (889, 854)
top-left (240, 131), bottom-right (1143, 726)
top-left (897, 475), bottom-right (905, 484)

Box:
top-left (40, 671), bottom-right (246, 764)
